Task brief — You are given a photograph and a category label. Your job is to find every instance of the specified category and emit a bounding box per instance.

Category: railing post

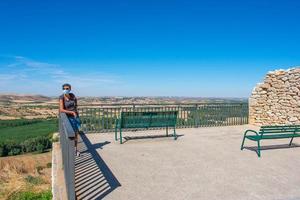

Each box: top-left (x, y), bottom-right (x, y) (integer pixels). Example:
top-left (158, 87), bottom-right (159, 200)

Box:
top-left (240, 103), bottom-right (243, 125)
top-left (195, 104), bottom-right (199, 128)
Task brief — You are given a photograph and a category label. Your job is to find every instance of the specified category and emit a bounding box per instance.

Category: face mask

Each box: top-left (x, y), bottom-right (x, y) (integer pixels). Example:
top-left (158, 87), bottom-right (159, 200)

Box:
top-left (63, 89), bottom-right (71, 94)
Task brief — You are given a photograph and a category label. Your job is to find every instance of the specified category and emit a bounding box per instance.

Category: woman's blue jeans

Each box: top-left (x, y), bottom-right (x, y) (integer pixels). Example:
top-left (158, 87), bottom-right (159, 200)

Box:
top-left (68, 116), bottom-right (81, 132)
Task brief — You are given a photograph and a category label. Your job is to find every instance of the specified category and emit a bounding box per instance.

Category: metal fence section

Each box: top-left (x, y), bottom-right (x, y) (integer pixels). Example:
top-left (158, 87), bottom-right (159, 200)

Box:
top-left (79, 103), bottom-right (249, 133)
top-left (59, 113), bottom-right (76, 200)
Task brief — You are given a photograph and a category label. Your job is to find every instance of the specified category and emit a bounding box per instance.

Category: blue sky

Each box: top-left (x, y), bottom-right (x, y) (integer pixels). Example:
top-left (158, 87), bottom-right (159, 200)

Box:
top-left (0, 0), bottom-right (300, 97)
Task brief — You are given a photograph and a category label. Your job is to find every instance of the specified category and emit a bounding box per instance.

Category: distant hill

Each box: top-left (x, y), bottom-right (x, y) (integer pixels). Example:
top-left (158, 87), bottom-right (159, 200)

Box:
top-left (0, 94), bottom-right (248, 104)
top-left (0, 94), bottom-right (52, 102)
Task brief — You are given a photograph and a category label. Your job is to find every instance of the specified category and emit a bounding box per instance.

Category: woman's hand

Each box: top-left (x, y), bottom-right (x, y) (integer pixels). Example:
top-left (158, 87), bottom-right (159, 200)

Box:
top-left (71, 111), bottom-right (77, 117)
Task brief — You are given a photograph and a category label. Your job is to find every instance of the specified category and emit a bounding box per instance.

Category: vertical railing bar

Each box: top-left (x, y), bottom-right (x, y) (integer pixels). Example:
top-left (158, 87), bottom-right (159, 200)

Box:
top-left (104, 107), bottom-right (107, 131)
top-left (227, 105), bottom-right (230, 126)
top-left (87, 108), bottom-right (90, 132)
top-left (92, 108), bottom-right (95, 132)
top-left (235, 104), bottom-right (237, 125)
top-left (98, 108), bottom-right (101, 132)
top-left (233, 104), bottom-right (235, 125)
top-left (100, 108), bottom-right (103, 132)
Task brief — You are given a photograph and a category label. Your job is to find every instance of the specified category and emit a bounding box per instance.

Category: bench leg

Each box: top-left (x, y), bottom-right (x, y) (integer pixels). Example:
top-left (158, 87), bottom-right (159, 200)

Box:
top-left (257, 140), bottom-right (261, 157)
top-left (120, 128), bottom-right (123, 144)
top-left (173, 127), bottom-right (177, 140)
top-left (289, 137), bottom-right (294, 146)
top-left (166, 126), bottom-right (168, 137)
top-left (241, 135), bottom-right (246, 150)
top-left (115, 126), bottom-right (118, 141)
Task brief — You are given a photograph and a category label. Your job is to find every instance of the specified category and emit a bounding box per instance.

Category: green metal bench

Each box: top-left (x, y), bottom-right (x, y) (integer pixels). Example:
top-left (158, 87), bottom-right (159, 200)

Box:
top-left (115, 111), bottom-right (178, 144)
top-left (241, 125), bottom-right (300, 157)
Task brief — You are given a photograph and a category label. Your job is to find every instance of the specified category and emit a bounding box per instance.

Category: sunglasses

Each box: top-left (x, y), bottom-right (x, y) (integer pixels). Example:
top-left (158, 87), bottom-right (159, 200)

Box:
top-left (63, 88), bottom-right (70, 90)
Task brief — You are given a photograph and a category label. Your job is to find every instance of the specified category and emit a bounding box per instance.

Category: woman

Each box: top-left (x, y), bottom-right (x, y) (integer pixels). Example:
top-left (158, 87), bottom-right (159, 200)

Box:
top-left (59, 83), bottom-right (81, 156)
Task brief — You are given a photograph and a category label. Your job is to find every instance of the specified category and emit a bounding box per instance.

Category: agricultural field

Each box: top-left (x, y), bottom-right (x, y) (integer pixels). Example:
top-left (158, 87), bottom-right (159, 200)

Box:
top-left (0, 118), bottom-right (58, 157)
top-left (0, 119), bottom-right (57, 143)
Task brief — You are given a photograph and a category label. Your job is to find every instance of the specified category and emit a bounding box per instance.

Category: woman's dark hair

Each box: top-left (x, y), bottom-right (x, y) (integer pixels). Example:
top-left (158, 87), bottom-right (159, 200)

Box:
top-left (62, 83), bottom-right (71, 89)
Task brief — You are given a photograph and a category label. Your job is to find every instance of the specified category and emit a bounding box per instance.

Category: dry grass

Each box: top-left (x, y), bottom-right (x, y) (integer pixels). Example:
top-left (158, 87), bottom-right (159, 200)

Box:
top-left (0, 152), bottom-right (52, 200)
top-left (0, 105), bottom-right (57, 119)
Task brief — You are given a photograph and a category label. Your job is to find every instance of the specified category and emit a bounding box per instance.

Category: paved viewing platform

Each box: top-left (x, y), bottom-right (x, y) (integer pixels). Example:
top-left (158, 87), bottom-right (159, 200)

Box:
top-left (74, 125), bottom-right (300, 200)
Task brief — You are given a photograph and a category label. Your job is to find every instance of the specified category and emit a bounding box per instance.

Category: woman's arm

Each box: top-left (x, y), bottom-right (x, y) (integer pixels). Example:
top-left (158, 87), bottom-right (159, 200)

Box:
top-left (59, 99), bottom-right (77, 116)
top-left (75, 97), bottom-right (79, 115)
top-left (75, 96), bottom-right (78, 110)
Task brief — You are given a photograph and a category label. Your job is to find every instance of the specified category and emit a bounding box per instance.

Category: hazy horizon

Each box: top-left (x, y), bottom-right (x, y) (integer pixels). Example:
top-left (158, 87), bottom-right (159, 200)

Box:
top-left (0, 92), bottom-right (249, 99)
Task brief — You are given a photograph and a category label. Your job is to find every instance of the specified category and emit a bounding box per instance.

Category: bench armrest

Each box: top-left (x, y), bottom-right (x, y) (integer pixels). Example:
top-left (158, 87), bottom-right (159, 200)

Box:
top-left (243, 129), bottom-right (259, 137)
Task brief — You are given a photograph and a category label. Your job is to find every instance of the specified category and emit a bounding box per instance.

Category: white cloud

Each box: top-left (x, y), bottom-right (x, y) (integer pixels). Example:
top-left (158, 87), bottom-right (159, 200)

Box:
top-left (0, 74), bottom-right (18, 80)
top-left (0, 56), bottom-right (121, 96)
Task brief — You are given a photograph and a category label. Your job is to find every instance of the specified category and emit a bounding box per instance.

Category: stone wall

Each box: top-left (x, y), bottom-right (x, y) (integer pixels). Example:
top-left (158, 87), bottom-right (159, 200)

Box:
top-left (249, 67), bottom-right (300, 125)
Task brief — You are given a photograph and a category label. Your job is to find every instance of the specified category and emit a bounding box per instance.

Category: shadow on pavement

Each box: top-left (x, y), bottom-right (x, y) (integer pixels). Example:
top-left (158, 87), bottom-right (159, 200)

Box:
top-left (75, 133), bottom-right (121, 200)
top-left (244, 143), bottom-right (300, 156)
top-left (122, 134), bottom-right (184, 144)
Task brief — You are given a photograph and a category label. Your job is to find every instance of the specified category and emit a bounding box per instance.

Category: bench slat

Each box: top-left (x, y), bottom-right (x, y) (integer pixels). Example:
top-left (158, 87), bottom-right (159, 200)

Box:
top-left (120, 111), bottom-right (177, 129)
top-left (261, 125), bottom-right (300, 128)
top-left (260, 125), bottom-right (300, 135)
top-left (259, 130), bottom-right (300, 134)
top-left (246, 133), bottom-right (300, 141)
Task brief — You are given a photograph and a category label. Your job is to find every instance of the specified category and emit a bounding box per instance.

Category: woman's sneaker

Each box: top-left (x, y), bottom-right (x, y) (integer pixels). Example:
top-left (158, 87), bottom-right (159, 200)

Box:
top-left (76, 150), bottom-right (81, 157)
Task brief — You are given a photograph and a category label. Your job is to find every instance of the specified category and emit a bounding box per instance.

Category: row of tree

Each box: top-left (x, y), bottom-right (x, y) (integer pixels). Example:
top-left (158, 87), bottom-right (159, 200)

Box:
top-left (0, 136), bottom-right (52, 157)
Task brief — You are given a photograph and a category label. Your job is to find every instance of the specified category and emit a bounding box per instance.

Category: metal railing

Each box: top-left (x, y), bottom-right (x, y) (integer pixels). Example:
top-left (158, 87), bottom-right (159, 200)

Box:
top-left (79, 103), bottom-right (249, 133)
top-left (59, 113), bottom-right (75, 200)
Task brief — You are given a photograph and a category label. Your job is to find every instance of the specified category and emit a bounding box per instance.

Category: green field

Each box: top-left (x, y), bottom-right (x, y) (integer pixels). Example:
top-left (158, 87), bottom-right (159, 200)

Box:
top-left (0, 119), bottom-right (58, 156)
top-left (0, 119), bottom-right (58, 143)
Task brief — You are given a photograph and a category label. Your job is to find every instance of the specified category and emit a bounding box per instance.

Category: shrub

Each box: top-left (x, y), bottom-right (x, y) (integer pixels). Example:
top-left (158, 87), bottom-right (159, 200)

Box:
top-left (46, 162), bottom-right (52, 168)
top-left (36, 144), bottom-right (45, 153)
top-left (0, 146), bottom-right (4, 157)
top-left (24, 175), bottom-right (44, 185)
top-left (8, 147), bottom-right (21, 156)
top-left (3, 142), bottom-right (21, 156)
top-left (0, 143), bottom-right (8, 157)
top-left (51, 133), bottom-right (59, 143)
top-left (0, 136), bottom-right (52, 157)
top-left (21, 136), bottom-right (52, 154)
top-left (36, 166), bottom-right (44, 174)
top-left (22, 139), bottom-right (36, 153)
top-left (8, 190), bottom-right (52, 200)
